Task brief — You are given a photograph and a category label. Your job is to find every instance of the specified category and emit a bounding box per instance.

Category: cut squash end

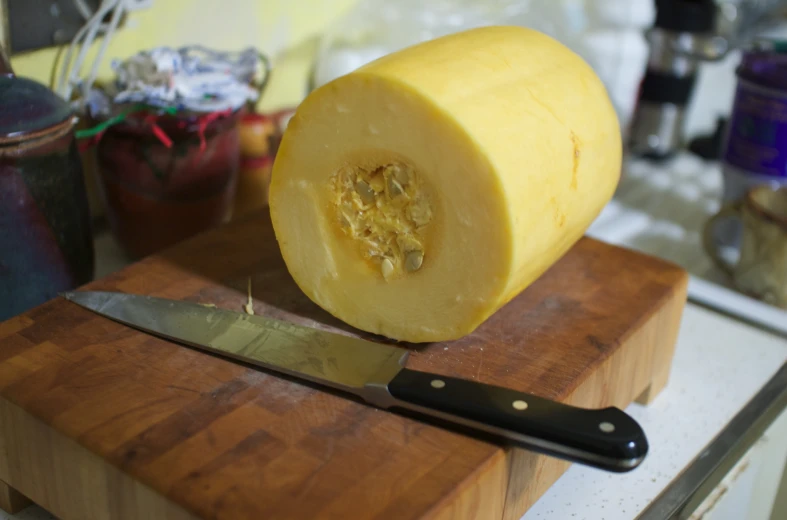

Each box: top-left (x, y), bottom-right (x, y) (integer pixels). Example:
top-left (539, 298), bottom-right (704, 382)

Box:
top-left (269, 25), bottom-right (620, 343)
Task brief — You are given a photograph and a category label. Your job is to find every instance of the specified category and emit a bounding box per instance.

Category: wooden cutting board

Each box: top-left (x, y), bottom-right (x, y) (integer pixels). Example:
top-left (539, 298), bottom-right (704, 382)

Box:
top-left (0, 209), bottom-right (688, 520)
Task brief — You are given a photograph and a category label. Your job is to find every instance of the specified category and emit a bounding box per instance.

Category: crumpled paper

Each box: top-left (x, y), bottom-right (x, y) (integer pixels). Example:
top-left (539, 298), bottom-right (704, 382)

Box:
top-left (101, 45), bottom-right (263, 113)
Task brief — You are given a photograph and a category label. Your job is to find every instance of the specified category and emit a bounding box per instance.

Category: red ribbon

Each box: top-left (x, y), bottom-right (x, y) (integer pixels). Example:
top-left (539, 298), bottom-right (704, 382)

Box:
top-left (196, 108), bottom-right (232, 152)
top-left (142, 114), bottom-right (172, 148)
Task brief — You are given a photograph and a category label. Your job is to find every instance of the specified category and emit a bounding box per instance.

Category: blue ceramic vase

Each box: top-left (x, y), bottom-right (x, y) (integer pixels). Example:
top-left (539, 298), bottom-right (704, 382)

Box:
top-left (0, 45), bottom-right (94, 321)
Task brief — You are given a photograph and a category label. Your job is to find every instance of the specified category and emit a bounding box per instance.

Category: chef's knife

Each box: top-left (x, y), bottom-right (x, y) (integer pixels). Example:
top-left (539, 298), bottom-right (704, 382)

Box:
top-left (62, 290), bottom-right (648, 472)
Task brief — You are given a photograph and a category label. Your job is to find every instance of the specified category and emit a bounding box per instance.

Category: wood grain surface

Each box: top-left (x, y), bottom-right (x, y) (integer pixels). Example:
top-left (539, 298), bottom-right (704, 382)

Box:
top-left (0, 209), bottom-right (688, 520)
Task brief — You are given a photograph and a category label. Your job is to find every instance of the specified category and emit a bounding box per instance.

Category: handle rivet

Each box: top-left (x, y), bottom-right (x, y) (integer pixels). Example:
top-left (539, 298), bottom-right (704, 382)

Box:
top-left (599, 421), bottom-right (615, 433)
top-left (430, 379), bottom-right (446, 389)
top-left (512, 400), bottom-right (528, 410)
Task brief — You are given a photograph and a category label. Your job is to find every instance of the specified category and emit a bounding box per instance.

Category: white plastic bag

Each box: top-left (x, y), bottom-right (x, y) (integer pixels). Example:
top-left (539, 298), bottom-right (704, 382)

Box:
top-left (310, 0), bottom-right (654, 128)
top-left (312, 0), bottom-right (583, 86)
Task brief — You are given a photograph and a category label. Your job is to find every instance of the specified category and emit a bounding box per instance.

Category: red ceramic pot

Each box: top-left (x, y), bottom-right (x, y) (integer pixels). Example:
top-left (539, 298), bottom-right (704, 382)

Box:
top-left (94, 108), bottom-right (243, 259)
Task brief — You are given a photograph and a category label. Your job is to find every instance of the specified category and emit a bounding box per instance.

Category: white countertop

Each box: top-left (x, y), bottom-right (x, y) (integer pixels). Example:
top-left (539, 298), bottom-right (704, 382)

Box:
top-left (3, 153), bottom-right (787, 520)
top-left (521, 303), bottom-right (787, 520)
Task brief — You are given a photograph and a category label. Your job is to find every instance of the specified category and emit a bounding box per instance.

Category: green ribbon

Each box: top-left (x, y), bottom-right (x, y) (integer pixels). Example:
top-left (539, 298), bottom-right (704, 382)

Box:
top-left (75, 104), bottom-right (179, 139)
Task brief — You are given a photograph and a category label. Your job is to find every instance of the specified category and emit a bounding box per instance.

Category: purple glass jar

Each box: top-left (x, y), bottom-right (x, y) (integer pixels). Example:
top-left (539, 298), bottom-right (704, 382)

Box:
top-left (716, 41), bottom-right (787, 246)
top-left (722, 42), bottom-right (787, 199)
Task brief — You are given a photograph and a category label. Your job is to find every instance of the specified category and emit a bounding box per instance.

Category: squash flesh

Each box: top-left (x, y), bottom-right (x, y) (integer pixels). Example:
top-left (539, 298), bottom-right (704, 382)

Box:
top-left (269, 26), bottom-right (621, 343)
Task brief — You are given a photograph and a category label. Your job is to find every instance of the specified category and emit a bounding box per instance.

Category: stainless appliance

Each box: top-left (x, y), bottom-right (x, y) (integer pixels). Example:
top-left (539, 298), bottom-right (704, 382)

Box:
top-left (628, 0), bottom-right (787, 160)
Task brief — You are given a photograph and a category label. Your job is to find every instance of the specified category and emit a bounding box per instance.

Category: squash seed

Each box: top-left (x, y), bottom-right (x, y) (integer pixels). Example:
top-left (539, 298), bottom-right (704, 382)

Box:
top-left (355, 181), bottom-right (375, 205)
top-left (395, 166), bottom-right (410, 185)
top-left (408, 198), bottom-right (432, 227)
top-left (405, 250), bottom-right (424, 272)
top-left (385, 164), bottom-right (410, 186)
top-left (387, 176), bottom-right (404, 197)
top-left (381, 258), bottom-right (395, 279)
top-left (368, 173), bottom-right (385, 192)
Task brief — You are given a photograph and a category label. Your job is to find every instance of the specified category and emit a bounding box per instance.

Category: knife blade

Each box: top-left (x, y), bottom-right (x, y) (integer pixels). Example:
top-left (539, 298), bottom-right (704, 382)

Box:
top-left (62, 290), bottom-right (648, 472)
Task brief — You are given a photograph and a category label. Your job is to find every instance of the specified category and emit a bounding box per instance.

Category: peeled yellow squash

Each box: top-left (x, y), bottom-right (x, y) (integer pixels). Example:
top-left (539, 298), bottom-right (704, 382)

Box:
top-left (268, 25), bottom-right (622, 343)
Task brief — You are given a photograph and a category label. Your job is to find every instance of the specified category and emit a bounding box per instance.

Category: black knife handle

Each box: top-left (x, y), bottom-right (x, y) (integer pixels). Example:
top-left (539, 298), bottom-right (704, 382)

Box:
top-left (386, 368), bottom-right (648, 472)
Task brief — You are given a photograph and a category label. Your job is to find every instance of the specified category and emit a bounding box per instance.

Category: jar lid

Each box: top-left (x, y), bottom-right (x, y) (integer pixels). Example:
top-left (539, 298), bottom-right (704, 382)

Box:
top-left (736, 42), bottom-right (787, 91)
top-left (0, 74), bottom-right (75, 144)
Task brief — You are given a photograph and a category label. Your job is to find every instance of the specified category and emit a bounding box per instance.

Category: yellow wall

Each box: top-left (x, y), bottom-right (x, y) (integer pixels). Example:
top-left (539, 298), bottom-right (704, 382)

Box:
top-left (7, 0), bottom-right (359, 111)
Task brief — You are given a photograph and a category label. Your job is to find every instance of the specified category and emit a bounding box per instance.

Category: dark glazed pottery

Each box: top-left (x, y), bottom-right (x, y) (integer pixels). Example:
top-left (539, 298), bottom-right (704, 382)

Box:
top-left (0, 44), bottom-right (95, 321)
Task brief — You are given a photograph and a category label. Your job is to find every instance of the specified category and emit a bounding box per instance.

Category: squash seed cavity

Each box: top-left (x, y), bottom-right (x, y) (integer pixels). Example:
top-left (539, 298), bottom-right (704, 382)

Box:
top-left (330, 161), bottom-right (432, 280)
